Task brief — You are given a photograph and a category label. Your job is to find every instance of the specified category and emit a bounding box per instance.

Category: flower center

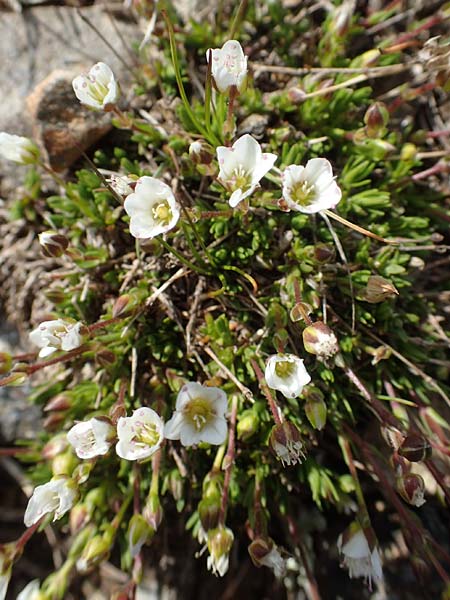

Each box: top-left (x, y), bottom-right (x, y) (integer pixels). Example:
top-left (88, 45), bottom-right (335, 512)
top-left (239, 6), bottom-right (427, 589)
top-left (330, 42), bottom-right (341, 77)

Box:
top-left (231, 166), bottom-right (252, 192)
top-left (152, 200), bottom-right (173, 225)
top-left (274, 360), bottom-right (296, 378)
top-left (133, 422), bottom-right (160, 447)
top-left (289, 180), bottom-right (316, 206)
top-left (88, 78), bottom-right (109, 103)
top-left (184, 397), bottom-right (215, 431)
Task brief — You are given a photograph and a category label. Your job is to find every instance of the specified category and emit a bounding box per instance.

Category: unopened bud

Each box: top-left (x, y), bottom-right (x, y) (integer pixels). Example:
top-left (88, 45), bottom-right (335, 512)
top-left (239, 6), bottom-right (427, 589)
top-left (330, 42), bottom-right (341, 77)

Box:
top-left (362, 276), bottom-right (398, 303)
top-left (143, 494), bottom-right (162, 531)
top-left (165, 469), bottom-right (184, 502)
top-left (198, 495), bottom-right (221, 532)
top-left (364, 102), bottom-right (389, 138)
top-left (287, 87), bottom-right (306, 103)
top-left (112, 294), bottom-right (131, 318)
top-left (70, 503), bottom-right (90, 534)
top-left (0, 371), bottom-right (28, 386)
top-left (370, 345), bottom-right (392, 365)
top-left (237, 408), bottom-right (260, 441)
top-left (380, 425), bottom-right (405, 451)
top-left (269, 421), bottom-right (306, 467)
top-left (355, 49), bottom-right (381, 68)
top-left (44, 393), bottom-right (72, 412)
top-left (44, 287), bottom-right (67, 304)
top-left (189, 140), bottom-right (214, 165)
top-left (85, 487), bottom-right (106, 513)
top-left (303, 321), bottom-right (339, 358)
top-left (42, 434), bottom-right (68, 460)
top-left (38, 231), bottom-right (69, 258)
top-left (400, 143), bottom-right (417, 161)
top-left (73, 462), bottom-right (94, 485)
top-left (52, 451), bottom-right (77, 477)
top-left (398, 433), bottom-right (432, 462)
top-left (43, 412), bottom-right (65, 431)
top-left (304, 397), bottom-right (327, 430)
top-left (396, 473), bottom-right (426, 507)
top-left (0, 352), bottom-right (12, 375)
top-left (331, 0), bottom-right (353, 37)
top-left (96, 348), bottom-right (116, 367)
top-left (313, 243), bottom-right (335, 264)
top-left (390, 452), bottom-right (411, 477)
top-left (128, 513), bottom-right (154, 558)
top-left (76, 533), bottom-right (111, 573)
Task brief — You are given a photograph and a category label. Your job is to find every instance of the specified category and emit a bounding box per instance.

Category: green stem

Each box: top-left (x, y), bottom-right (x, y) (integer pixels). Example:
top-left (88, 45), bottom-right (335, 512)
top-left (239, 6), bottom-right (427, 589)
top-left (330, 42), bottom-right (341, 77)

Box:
top-left (229, 0), bottom-right (249, 39)
top-left (339, 436), bottom-right (370, 526)
top-left (158, 238), bottom-right (209, 275)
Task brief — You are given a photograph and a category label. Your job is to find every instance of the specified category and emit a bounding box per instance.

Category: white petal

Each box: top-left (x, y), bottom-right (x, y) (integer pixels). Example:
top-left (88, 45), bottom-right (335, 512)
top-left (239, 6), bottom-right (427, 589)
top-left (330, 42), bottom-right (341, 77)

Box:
top-left (200, 417), bottom-right (228, 445)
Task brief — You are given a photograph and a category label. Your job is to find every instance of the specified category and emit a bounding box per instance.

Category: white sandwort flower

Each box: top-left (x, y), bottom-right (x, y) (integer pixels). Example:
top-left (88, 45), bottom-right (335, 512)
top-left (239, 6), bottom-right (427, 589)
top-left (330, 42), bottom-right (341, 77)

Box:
top-left (17, 580), bottom-right (41, 600)
top-left (282, 158), bottom-right (342, 214)
top-left (67, 418), bottom-right (115, 460)
top-left (208, 40), bottom-right (248, 93)
top-left (123, 176), bottom-right (181, 239)
top-left (116, 407), bottom-right (164, 461)
top-left (107, 173), bottom-right (135, 196)
top-left (29, 319), bottom-right (84, 358)
top-left (337, 522), bottom-right (383, 587)
top-left (24, 478), bottom-right (77, 527)
top-left (0, 132), bottom-right (39, 165)
top-left (164, 382), bottom-right (228, 447)
top-left (217, 134), bottom-right (277, 208)
top-left (207, 526), bottom-right (234, 577)
top-left (72, 62), bottom-right (120, 110)
top-left (265, 353), bottom-right (311, 399)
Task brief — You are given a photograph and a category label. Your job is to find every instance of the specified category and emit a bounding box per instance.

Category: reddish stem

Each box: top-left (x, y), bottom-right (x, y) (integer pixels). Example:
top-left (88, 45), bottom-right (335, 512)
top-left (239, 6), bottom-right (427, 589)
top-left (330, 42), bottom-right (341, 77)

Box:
top-left (250, 359), bottom-right (282, 425)
top-left (219, 396), bottom-right (238, 525)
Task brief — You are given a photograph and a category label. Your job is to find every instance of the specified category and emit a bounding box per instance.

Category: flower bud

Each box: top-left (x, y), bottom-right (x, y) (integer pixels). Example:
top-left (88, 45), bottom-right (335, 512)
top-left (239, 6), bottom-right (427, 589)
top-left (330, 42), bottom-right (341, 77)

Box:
top-left (189, 140), bottom-right (214, 165)
top-left (42, 434), bottom-right (69, 460)
top-left (85, 488), bottom-right (106, 513)
top-left (398, 433), bottom-right (432, 462)
top-left (206, 526), bottom-right (234, 577)
top-left (302, 322), bottom-right (339, 359)
top-left (44, 393), bottom-right (72, 412)
top-left (76, 533), bottom-right (112, 573)
top-left (38, 231), bottom-right (69, 258)
top-left (128, 514), bottom-right (155, 558)
top-left (73, 462), bottom-right (94, 485)
top-left (143, 494), bottom-right (162, 531)
top-left (43, 412), bottom-right (66, 431)
top-left (396, 473), bottom-right (426, 507)
top-left (96, 348), bottom-right (117, 367)
top-left (0, 132), bottom-right (40, 164)
top-left (165, 469), bottom-right (184, 502)
top-left (198, 495), bottom-right (221, 532)
top-left (362, 276), bottom-right (398, 303)
top-left (52, 451), bottom-right (77, 477)
top-left (356, 49), bottom-right (380, 67)
top-left (44, 288), bottom-right (68, 304)
top-left (269, 421), bottom-right (306, 467)
top-left (70, 503), bottom-right (90, 534)
top-left (248, 537), bottom-right (286, 577)
top-left (237, 408), bottom-right (260, 441)
top-left (364, 102), bottom-right (389, 138)
top-left (380, 425), bottom-right (405, 451)
top-left (313, 243), bottom-right (335, 264)
top-left (287, 87), bottom-right (306, 103)
top-left (0, 371), bottom-right (28, 386)
top-left (400, 143), bottom-right (417, 161)
top-left (390, 452), bottom-right (411, 477)
top-left (112, 294), bottom-right (131, 318)
top-left (304, 396), bottom-right (327, 430)
top-left (0, 352), bottom-right (12, 375)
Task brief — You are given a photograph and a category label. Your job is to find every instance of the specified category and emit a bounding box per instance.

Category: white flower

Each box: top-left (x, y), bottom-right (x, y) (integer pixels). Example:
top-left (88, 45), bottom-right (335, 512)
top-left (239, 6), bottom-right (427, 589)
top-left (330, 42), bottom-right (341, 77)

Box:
top-left (0, 132), bottom-right (39, 165)
top-left (282, 158), bottom-right (342, 214)
top-left (259, 546), bottom-right (286, 578)
top-left (123, 176), bottom-right (181, 239)
top-left (24, 478), bottom-right (77, 527)
top-left (29, 319), bottom-right (84, 358)
top-left (116, 407), bottom-right (164, 461)
top-left (337, 522), bottom-right (383, 587)
top-left (217, 134), bottom-right (277, 208)
top-left (269, 421), bottom-right (306, 467)
top-left (72, 62), bottom-right (120, 111)
top-left (164, 382), bottom-right (228, 447)
top-left (208, 40), bottom-right (247, 93)
top-left (17, 580), bottom-right (41, 600)
top-left (67, 417), bottom-right (115, 460)
top-left (107, 173), bottom-right (135, 196)
top-left (265, 353), bottom-right (311, 399)
top-left (207, 526), bottom-right (234, 577)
